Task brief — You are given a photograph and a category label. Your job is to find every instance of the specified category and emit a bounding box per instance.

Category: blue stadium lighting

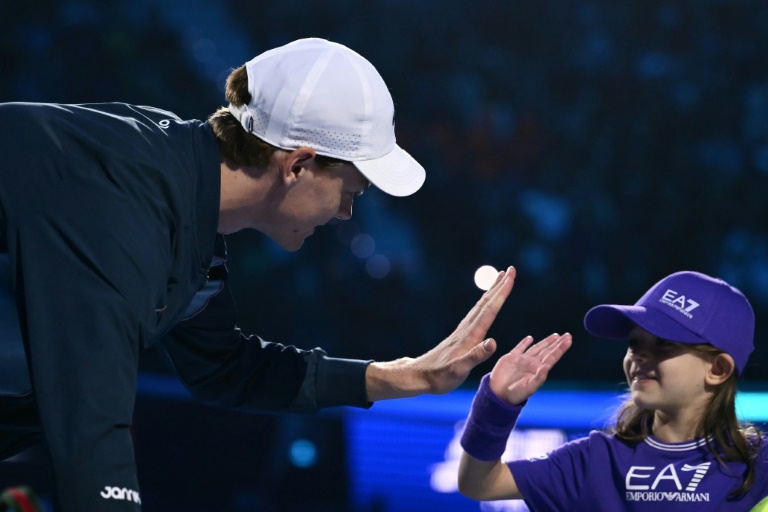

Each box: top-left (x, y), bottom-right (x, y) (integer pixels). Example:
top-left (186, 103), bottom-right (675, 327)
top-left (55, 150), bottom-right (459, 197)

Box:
top-left (136, 373), bottom-right (768, 425)
top-left (343, 387), bottom-right (768, 426)
top-left (736, 392), bottom-right (768, 422)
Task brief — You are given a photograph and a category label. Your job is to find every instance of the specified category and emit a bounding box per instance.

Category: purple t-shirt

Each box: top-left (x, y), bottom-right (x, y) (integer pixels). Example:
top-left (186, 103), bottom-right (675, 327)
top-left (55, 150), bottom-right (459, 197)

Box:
top-left (507, 431), bottom-right (768, 511)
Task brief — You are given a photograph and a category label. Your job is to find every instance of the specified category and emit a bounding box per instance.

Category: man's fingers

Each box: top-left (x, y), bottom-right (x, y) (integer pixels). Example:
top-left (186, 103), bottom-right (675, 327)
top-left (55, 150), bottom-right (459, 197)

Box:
top-left (453, 339), bottom-right (498, 380)
top-left (453, 273), bottom-right (502, 327)
top-left (460, 273), bottom-right (503, 325)
top-left (464, 268), bottom-right (516, 337)
top-left (484, 266), bottom-right (516, 296)
top-left (487, 268), bottom-right (507, 291)
top-left (463, 266), bottom-right (516, 326)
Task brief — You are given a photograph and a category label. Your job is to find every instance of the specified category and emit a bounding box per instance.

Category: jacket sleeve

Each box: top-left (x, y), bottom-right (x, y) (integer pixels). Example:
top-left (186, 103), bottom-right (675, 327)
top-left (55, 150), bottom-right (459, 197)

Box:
top-left (6, 178), bottom-right (168, 512)
top-left (157, 246), bottom-right (372, 413)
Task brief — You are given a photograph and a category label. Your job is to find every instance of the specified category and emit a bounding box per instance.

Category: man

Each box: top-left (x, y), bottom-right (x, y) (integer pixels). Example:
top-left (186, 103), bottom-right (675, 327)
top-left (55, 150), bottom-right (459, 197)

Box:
top-left (0, 38), bottom-right (515, 510)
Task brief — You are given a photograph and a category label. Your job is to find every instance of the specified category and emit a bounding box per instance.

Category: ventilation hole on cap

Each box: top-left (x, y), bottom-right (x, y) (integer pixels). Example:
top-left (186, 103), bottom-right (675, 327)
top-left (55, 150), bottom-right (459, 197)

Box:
top-left (296, 128), bottom-right (362, 157)
top-left (251, 106), bottom-right (271, 135)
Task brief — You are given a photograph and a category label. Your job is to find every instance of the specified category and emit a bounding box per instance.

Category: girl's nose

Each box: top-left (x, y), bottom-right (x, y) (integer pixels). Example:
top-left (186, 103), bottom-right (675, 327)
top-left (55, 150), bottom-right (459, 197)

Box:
top-left (630, 346), bottom-right (650, 363)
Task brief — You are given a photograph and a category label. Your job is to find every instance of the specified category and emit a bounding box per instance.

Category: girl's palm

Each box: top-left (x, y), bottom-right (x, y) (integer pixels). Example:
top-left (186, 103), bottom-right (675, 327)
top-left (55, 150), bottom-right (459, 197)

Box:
top-left (489, 333), bottom-right (572, 405)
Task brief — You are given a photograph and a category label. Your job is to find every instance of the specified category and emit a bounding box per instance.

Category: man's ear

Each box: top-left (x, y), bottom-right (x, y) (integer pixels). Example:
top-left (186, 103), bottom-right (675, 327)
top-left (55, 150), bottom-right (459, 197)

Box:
top-left (706, 353), bottom-right (735, 386)
top-left (277, 147), bottom-right (317, 186)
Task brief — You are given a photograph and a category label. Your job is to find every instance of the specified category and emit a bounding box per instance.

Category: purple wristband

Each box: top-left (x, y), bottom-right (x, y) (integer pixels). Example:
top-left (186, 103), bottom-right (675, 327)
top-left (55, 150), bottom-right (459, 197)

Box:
top-left (460, 374), bottom-right (525, 461)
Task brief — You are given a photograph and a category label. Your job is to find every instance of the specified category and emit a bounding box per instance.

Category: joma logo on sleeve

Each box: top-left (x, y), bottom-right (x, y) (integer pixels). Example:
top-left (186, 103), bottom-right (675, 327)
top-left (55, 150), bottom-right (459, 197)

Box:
top-left (100, 486), bottom-right (142, 504)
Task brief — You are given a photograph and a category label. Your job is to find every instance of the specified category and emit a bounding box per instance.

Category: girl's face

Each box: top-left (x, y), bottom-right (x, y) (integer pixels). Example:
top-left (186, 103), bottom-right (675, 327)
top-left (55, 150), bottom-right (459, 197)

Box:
top-left (623, 326), bottom-right (715, 416)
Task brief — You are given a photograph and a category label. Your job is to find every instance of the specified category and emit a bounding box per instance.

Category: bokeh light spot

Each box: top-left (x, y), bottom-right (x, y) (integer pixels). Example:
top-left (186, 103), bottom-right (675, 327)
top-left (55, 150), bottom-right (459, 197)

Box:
top-left (289, 439), bottom-right (317, 468)
top-left (366, 254), bottom-right (391, 279)
top-left (474, 265), bottom-right (498, 291)
top-left (351, 234), bottom-right (376, 259)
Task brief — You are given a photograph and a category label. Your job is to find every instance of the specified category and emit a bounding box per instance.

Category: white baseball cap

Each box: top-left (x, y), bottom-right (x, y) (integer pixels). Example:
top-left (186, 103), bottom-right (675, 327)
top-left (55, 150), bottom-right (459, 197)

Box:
top-left (228, 38), bottom-right (426, 197)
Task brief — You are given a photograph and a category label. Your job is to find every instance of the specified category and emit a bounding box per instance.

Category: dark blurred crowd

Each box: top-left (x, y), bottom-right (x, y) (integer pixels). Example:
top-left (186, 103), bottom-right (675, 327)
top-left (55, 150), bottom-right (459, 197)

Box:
top-left (2, 0), bottom-right (767, 382)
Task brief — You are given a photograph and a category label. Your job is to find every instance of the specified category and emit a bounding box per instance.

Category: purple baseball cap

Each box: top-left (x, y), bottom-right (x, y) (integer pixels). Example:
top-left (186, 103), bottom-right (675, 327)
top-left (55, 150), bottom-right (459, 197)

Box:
top-left (583, 271), bottom-right (755, 375)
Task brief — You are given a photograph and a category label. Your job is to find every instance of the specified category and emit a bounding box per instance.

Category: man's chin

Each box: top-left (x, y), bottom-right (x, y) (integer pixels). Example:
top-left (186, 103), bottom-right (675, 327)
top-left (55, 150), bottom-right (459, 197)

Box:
top-left (279, 237), bottom-right (307, 252)
top-left (286, 242), bottom-right (304, 252)
top-left (271, 230), bottom-right (313, 252)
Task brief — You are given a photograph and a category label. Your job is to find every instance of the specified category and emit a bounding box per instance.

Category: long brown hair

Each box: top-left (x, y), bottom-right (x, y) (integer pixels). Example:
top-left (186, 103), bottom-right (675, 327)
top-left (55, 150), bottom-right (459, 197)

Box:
top-left (611, 343), bottom-right (762, 497)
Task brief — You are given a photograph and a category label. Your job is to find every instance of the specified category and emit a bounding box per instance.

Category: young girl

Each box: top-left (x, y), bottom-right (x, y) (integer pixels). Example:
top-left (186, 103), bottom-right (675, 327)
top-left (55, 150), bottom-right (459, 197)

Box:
top-left (458, 271), bottom-right (768, 511)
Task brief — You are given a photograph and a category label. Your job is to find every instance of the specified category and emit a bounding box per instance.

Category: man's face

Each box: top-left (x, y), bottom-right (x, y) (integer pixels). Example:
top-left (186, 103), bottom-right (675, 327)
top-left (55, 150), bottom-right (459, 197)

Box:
top-left (266, 163), bottom-right (370, 251)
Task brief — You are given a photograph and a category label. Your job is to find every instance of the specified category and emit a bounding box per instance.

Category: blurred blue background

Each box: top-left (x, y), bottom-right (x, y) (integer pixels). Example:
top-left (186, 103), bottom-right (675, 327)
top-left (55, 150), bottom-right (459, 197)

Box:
top-left (2, 0), bottom-right (768, 510)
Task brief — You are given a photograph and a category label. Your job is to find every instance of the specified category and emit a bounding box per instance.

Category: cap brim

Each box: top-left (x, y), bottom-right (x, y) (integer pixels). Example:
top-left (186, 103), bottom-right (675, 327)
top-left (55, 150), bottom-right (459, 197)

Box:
top-left (353, 144), bottom-right (426, 197)
top-left (584, 304), bottom-right (708, 345)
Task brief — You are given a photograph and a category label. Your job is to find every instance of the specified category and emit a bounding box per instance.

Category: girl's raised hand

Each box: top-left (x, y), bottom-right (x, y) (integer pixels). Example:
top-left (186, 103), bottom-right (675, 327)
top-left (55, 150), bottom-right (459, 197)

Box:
top-left (489, 333), bottom-right (572, 405)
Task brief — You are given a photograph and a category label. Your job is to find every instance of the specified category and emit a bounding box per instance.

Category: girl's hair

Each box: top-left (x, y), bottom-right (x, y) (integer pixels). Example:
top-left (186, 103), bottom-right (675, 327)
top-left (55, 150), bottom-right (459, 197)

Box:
top-left (208, 65), bottom-right (350, 170)
top-left (611, 342), bottom-right (762, 497)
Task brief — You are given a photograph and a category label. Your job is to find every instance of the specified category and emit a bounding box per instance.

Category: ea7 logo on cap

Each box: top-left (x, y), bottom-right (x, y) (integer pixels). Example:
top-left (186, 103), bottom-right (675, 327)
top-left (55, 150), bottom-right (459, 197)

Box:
top-left (659, 289), bottom-right (700, 319)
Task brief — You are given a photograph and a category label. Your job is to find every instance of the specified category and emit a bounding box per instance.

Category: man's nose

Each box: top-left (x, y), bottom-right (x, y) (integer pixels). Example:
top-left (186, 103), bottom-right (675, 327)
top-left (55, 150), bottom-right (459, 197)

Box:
top-left (336, 199), bottom-right (353, 220)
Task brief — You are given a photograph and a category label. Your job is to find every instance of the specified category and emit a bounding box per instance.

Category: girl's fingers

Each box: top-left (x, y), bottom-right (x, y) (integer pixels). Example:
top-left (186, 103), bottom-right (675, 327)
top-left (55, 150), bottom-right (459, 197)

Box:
top-left (510, 335), bottom-right (535, 354)
top-left (524, 333), bottom-right (560, 358)
top-left (540, 334), bottom-right (572, 365)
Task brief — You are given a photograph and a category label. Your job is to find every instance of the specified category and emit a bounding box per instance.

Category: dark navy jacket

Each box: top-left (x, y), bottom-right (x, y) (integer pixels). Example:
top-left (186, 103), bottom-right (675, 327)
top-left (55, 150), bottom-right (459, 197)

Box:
top-left (0, 102), bottom-right (370, 511)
